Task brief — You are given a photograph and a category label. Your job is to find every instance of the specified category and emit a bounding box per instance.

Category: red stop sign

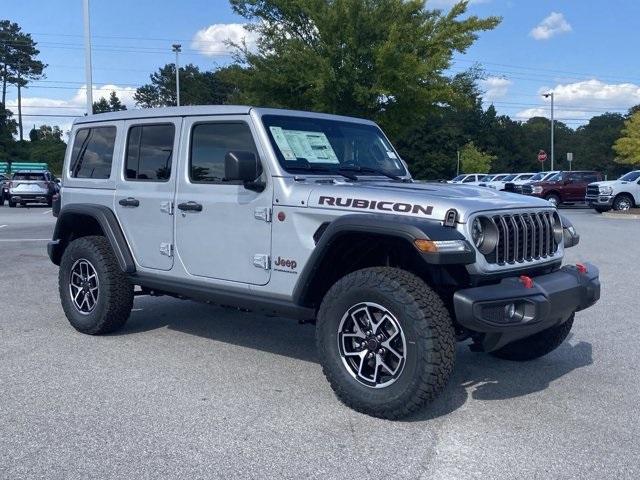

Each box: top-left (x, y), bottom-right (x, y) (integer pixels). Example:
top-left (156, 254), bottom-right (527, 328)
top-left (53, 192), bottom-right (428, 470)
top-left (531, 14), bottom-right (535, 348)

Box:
top-left (537, 150), bottom-right (547, 162)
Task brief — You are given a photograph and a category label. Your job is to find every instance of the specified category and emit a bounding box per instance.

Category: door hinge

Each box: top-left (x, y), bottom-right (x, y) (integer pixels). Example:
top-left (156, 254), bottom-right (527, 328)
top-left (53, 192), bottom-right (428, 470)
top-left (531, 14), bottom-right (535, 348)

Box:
top-left (253, 254), bottom-right (270, 270)
top-left (160, 201), bottom-right (174, 215)
top-left (254, 207), bottom-right (272, 223)
top-left (160, 242), bottom-right (174, 257)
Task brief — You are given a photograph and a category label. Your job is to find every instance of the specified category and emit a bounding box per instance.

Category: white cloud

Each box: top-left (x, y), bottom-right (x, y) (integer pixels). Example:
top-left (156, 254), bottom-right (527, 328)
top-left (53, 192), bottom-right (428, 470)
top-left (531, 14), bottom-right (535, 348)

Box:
top-left (480, 76), bottom-right (512, 103)
top-left (6, 84), bottom-right (137, 137)
top-left (515, 79), bottom-right (640, 121)
top-left (530, 12), bottom-right (572, 40)
top-left (191, 23), bottom-right (258, 56)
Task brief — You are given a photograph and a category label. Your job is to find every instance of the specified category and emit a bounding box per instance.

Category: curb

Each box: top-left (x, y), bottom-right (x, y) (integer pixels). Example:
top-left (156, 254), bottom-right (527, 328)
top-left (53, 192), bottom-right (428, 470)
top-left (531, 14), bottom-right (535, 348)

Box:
top-left (601, 212), bottom-right (640, 220)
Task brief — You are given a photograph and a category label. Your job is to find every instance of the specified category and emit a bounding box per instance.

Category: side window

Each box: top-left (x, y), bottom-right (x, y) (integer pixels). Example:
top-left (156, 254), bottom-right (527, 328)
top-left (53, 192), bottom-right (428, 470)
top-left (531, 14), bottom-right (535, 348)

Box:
top-left (463, 175), bottom-right (475, 183)
top-left (582, 173), bottom-right (598, 183)
top-left (70, 126), bottom-right (117, 179)
top-left (125, 124), bottom-right (175, 181)
top-left (190, 122), bottom-right (259, 184)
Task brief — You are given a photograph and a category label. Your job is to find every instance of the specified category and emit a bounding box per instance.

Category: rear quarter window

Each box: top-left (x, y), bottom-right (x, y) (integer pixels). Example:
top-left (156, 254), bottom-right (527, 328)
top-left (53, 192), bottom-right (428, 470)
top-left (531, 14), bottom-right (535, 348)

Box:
top-left (70, 126), bottom-right (117, 179)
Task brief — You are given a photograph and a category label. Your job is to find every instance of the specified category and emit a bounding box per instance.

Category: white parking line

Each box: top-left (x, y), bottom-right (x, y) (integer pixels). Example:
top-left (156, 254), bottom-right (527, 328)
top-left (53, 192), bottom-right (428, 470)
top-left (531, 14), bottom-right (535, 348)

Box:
top-left (42, 209), bottom-right (52, 215)
top-left (0, 225), bottom-right (7, 229)
top-left (0, 238), bottom-right (49, 242)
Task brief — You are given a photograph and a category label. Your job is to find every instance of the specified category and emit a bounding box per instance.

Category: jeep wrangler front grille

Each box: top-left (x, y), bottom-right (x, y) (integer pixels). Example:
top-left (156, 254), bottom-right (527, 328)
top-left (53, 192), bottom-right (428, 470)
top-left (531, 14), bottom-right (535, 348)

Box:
top-left (486, 211), bottom-right (559, 265)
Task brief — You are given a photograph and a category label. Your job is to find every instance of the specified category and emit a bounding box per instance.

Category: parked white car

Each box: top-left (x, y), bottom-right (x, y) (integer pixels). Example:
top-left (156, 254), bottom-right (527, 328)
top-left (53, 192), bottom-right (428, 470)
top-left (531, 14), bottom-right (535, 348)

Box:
top-left (585, 170), bottom-right (640, 212)
top-left (484, 173), bottom-right (534, 191)
top-left (448, 173), bottom-right (486, 184)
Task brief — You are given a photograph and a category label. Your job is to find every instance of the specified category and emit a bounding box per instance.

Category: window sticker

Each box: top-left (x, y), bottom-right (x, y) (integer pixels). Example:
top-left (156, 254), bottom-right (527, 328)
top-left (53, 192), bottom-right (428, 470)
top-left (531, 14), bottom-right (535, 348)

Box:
top-left (270, 127), bottom-right (339, 164)
top-left (269, 127), bottom-right (297, 161)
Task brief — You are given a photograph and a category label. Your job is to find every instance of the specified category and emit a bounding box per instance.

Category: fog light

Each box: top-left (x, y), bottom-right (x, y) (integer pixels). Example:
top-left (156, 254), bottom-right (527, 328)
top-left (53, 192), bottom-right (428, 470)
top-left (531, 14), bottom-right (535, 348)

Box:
top-left (504, 303), bottom-right (516, 319)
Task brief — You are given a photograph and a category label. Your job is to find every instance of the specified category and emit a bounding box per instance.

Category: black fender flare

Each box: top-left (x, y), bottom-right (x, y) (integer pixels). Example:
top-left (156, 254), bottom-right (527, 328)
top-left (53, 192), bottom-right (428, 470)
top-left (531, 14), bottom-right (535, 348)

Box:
top-left (291, 214), bottom-right (474, 306)
top-left (48, 204), bottom-right (136, 273)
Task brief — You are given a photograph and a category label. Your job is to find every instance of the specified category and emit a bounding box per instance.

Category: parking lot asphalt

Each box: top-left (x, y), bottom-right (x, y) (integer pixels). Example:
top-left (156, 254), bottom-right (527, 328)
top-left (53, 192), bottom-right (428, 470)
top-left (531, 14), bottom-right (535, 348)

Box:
top-left (1, 205), bottom-right (639, 479)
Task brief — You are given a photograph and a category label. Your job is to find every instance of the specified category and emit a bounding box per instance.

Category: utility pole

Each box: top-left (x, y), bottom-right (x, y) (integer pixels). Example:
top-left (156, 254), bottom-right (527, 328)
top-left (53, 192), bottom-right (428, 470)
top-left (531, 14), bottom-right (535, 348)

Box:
top-left (172, 44), bottom-right (182, 107)
top-left (543, 92), bottom-right (555, 170)
top-left (17, 63), bottom-right (23, 141)
top-left (83, 0), bottom-right (93, 115)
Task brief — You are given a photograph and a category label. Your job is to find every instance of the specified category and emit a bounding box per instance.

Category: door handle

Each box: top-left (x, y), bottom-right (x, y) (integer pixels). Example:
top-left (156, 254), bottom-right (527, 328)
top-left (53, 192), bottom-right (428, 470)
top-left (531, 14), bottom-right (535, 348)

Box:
top-left (119, 197), bottom-right (140, 207)
top-left (177, 201), bottom-right (203, 212)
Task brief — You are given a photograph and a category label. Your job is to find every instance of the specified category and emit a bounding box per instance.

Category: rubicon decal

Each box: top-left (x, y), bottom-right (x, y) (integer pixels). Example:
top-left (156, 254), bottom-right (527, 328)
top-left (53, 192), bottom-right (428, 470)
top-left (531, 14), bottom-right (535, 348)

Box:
top-left (318, 196), bottom-right (433, 216)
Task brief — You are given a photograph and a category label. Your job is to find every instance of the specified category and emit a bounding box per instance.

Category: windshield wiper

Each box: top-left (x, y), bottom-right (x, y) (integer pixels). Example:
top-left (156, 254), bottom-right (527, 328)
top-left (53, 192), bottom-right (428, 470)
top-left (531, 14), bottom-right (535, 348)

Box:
top-left (286, 163), bottom-right (358, 181)
top-left (337, 165), bottom-right (406, 182)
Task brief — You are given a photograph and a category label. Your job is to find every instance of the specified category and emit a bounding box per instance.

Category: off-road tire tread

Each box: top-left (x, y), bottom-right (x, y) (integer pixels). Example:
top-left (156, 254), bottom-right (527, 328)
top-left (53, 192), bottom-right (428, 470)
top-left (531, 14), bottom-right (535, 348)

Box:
top-left (59, 235), bottom-right (133, 334)
top-left (490, 315), bottom-right (574, 361)
top-left (316, 267), bottom-right (455, 419)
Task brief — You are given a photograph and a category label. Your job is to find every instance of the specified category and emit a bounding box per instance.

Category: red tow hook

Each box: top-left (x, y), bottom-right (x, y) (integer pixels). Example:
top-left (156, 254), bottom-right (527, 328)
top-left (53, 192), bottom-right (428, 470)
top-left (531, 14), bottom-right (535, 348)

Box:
top-left (576, 263), bottom-right (588, 274)
top-left (519, 275), bottom-right (534, 289)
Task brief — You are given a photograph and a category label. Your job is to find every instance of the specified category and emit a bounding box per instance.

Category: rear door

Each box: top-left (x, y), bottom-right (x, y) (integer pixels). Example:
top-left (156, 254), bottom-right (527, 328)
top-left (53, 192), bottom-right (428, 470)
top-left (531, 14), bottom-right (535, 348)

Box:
top-left (115, 119), bottom-right (181, 271)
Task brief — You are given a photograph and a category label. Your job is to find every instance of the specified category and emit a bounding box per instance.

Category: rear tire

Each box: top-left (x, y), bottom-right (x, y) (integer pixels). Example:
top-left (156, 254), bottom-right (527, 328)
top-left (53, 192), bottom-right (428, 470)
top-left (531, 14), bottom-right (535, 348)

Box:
top-left (316, 267), bottom-right (455, 419)
top-left (59, 235), bottom-right (133, 335)
top-left (490, 315), bottom-right (574, 361)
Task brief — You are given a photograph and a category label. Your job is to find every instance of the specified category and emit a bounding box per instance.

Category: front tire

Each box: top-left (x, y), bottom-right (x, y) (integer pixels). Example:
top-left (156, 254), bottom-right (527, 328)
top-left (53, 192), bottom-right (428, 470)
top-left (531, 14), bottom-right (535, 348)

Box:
top-left (545, 193), bottom-right (560, 207)
top-left (613, 193), bottom-right (634, 211)
top-left (316, 267), bottom-right (455, 419)
top-left (59, 235), bottom-right (133, 334)
top-left (490, 315), bottom-right (574, 361)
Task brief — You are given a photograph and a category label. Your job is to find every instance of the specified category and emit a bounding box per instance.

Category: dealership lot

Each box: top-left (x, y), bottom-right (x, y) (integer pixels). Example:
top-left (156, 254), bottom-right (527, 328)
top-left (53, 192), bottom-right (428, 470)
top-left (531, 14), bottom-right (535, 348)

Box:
top-left (1, 206), bottom-right (638, 479)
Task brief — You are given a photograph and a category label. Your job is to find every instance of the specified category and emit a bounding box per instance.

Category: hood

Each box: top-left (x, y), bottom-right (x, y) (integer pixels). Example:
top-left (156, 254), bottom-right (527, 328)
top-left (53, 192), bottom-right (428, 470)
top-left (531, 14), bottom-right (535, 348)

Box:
top-left (307, 180), bottom-right (551, 223)
top-left (588, 180), bottom-right (617, 187)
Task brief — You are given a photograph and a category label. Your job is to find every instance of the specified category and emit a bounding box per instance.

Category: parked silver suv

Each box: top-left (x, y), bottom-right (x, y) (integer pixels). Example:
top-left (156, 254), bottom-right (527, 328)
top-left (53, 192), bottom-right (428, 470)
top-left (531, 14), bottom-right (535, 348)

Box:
top-left (48, 106), bottom-right (600, 419)
top-left (8, 170), bottom-right (59, 207)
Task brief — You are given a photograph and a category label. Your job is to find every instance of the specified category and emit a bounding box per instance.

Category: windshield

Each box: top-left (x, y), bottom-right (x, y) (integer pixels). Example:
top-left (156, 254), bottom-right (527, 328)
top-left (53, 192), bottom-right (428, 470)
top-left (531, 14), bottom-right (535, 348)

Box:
top-left (517, 174), bottom-right (534, 180)
top-left (13, 172), bottom-right (46, 181)
top-left (529, 172), bottom-right (546, 181)
top-left (452, 175), bottom-right (466, 181)
top-left (502, 174), bottom-right (517, 181)
top-left (262, 115), bottom-right (407, 177)
top-left (620, 171), bottom-right (640, 182)
top-left (480, 175), bottom-right (494, 182)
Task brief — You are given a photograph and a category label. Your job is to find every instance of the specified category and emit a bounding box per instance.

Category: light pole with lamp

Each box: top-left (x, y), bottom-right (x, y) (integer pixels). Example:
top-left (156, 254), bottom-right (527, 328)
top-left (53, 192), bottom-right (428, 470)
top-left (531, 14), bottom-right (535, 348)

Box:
top-left (542, 92), bottom-right (555, 170)
top-left (172, 44), bottom-right (182, 107)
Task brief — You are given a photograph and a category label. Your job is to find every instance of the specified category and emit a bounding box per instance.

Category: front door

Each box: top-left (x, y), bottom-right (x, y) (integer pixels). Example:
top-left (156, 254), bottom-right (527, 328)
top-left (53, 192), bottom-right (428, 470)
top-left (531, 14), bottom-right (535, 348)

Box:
top-left (175, 116), bottom-right (272, 285)
top-left (115, 119), bottom-right (181, 271)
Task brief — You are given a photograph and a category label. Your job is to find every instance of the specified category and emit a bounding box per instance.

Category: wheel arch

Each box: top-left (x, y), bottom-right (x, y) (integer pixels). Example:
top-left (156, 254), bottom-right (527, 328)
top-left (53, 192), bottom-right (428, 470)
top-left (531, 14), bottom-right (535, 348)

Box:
top-left (613, 191), bottom-right (635, 208)
top-left (292, 214), bottom-right (474, 309)
top-left (48, 204), bottom-right (136, 273)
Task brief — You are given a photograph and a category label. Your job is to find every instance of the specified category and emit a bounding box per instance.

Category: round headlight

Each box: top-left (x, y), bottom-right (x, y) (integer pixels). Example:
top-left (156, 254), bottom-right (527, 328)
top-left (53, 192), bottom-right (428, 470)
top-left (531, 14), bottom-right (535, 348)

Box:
top-left (471, 216), bottom-right (499, 255)
top-left (551, 212), bottom-right (563, 243)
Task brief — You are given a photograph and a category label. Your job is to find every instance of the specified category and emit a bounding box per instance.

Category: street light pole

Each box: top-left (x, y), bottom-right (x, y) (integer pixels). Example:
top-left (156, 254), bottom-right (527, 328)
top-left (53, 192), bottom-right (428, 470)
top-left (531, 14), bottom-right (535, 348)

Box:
top-left (172, 44), bottom-right (182, 107)
top-left (82, 0), bottom-right (93, 115)
top-left (543, 92), bottom-right (555, 170)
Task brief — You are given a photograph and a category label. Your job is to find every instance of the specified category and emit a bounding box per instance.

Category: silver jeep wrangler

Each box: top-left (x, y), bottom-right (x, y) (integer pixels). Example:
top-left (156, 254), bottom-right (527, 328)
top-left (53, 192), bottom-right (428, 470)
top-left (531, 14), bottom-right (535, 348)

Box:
top-left (49, 106), bottom-right (600, 419)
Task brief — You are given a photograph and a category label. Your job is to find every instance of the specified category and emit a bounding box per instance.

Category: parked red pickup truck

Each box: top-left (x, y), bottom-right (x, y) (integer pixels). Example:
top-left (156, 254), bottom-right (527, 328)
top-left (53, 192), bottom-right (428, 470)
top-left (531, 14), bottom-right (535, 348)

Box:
top-left (521, 170), bottom-right (603, 207)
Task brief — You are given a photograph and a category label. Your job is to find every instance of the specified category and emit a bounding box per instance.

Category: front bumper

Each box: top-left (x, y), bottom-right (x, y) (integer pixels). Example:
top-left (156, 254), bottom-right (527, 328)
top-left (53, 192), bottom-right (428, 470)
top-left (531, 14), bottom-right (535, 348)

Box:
top-left (585, 194), bottom-right (613, 207)
top-left (453, 263), bottom-right (600, 351)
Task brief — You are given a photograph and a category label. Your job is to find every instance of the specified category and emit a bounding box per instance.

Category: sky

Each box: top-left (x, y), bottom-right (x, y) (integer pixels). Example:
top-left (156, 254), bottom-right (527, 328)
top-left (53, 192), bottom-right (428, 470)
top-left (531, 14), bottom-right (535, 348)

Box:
top-left (3, 0), bottom-right (640, 135)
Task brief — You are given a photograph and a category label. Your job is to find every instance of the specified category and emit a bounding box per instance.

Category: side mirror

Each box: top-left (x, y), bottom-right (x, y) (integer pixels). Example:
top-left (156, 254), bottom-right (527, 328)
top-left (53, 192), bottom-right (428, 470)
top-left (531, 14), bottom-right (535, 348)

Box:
top-left (224, 151), bottom-right (264, 191)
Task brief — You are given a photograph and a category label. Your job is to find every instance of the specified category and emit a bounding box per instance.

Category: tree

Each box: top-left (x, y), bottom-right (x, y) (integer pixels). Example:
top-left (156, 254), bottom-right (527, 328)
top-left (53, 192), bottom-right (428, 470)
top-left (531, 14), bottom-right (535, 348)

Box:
top-left (228, 0), bottom-right (500, 137)
top-left (93, 91), bottom-right (127, 114)
top-left (29, 124), bottom-right (63, 142)
top-left (460, 141), bottom-right (495, 173)
top-left (613, 112), bottom-right (640, 166)
top-left (574, 113), bottom-right (625, 177)
top-left (0, 106), bottom-right (17, 164)
top-left (0, 20), bottom-right (46, 140)
top-left (134, 64), bottom-right (239, 107)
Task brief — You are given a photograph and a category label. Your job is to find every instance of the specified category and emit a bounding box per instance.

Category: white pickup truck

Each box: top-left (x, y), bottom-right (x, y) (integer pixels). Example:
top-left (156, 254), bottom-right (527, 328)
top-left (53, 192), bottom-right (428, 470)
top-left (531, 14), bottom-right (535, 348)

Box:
top-left (585, 170), bottom-right (640, 212)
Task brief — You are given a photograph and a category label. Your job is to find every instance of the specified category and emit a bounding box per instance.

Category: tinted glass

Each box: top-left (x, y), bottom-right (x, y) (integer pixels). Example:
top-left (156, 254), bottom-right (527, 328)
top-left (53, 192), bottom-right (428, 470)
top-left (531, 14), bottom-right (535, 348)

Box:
top-left (480, 175), bottom-right (494, 182)
top-left (547, 172), bottom-right (563, 181)
top-left (581, 173), bottom-right (599, 183)
top-left (70, 127), bottom-right (116, 179)
top-left (518, 174), bottom-right (534, 180)
top-left (452, 175), bottom-right (466, 181)
top-left (13, 172), bottom-right (46, 180)
top-left (190, 122), bottom-right (258, 183)
top-left (529, 172), bottom-right (546, 181)
top-left (620, 171), bottom-right (640, 182)
top-left (502, 174), bottom-right (517, 181)
top-left (492, 175), bottom-right (507, 181)
top-left (125, 124), bottom-right (174, 181)
top-left (463, 176), bottom-right (476, 182)
top-left (262, 115), bottom-right (407, 176)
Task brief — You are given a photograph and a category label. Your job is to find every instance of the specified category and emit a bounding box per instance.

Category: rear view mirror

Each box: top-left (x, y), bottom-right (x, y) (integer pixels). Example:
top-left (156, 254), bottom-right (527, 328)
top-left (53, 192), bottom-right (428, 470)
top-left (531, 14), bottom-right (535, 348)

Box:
top-left (224, 151), bottom-right (264, 191)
